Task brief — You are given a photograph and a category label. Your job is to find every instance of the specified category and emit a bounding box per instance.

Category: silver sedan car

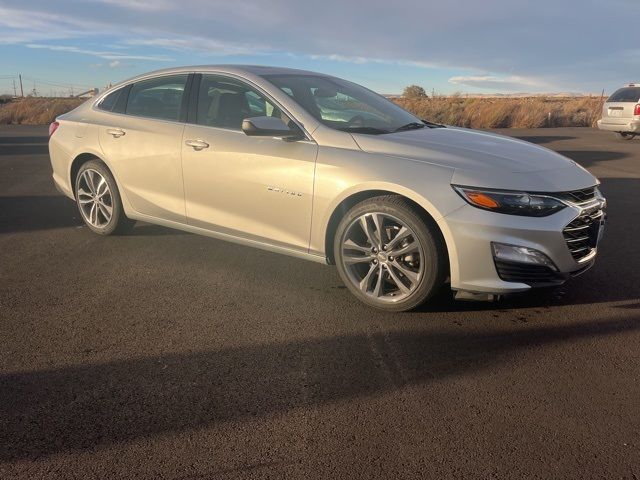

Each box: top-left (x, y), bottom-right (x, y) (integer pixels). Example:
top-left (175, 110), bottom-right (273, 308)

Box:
top-left (49, 65), bottom-right (606, 311)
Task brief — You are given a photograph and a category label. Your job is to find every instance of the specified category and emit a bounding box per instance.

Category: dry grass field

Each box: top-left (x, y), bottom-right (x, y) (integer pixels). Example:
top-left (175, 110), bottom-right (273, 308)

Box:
top-left (0, 97), bottom-right (85, 125)
top-left (393, 95), bottom-right (604, 129)
top-left (0, 95), bottom-right (604, 129)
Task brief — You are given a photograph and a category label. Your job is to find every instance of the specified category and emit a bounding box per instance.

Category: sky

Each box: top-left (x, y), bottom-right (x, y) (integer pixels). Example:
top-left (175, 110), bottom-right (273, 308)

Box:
top-left (0, 0), bottom-right (638, 96)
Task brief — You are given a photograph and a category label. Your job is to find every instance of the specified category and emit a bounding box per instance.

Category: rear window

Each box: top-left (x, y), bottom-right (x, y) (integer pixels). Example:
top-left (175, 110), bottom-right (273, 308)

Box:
top-left (607, 87), bottom-right (640, 103)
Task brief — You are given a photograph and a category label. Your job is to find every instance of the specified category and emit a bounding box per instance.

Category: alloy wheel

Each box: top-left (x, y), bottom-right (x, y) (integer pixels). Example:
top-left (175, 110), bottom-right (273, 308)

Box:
top-left (77, 169), bottom-right (113, 228)
top-left (340, 212), bottom-right (425, 303)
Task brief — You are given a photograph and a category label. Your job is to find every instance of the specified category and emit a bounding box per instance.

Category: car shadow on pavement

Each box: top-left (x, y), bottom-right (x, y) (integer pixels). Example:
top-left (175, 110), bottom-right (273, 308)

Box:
top-left (127, 224), bottom-right (191, 236)
top-left (0, 196), bottom-right (186, 235)
top-left (514, 135), bottom-right (576, 144)
top-left (1, 316), bottom-right (638, 462)
top-left (0, 135), bottom-right (48, 145)
top-left (0, 143), bottom-right (49, 156)
top-left (0, 196), bottom-right (81, 233)
top-left (0, 136), bottom-right (49, 156)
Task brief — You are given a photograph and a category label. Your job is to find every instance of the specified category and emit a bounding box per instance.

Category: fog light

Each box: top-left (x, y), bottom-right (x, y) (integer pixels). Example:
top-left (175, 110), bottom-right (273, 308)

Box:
top-left (491, 242), bottom-right (558, 271)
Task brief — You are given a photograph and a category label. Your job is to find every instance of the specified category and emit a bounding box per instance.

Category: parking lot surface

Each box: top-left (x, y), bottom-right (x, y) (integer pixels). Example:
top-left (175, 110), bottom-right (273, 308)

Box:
top-left (1, 125), bottom-right (639, 479)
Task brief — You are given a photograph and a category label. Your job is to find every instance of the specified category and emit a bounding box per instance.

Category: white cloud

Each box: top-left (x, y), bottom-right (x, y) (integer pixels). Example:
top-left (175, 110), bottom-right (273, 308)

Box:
top-left (310, 54), bottom-right (370, 65)
top-left (1, 0), bottom-right (639, 92)
top-left (92, 0), bottom-right (174, 11)
top-left (309, 54), bottom-right (441, 69)
top-left (124, 37), bottom-right (258, 56)
top-left (0, 5), bottom-right (106, 42)
top-left (448, 75), bottom-right (551, 92)
top-left (26, 43), bottom-right (173, 61)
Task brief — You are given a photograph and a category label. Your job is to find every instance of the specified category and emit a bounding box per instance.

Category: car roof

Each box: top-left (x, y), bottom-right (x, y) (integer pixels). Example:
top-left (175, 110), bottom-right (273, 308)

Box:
top-left (118, 64), bottom-right (329, 86)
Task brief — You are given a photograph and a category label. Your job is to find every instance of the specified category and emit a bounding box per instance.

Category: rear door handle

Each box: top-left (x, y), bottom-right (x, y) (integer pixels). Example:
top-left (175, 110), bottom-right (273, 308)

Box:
top-left (106, 128), bottom-right (125, 138)
top-left (185, 139), bottom-right (210, 151)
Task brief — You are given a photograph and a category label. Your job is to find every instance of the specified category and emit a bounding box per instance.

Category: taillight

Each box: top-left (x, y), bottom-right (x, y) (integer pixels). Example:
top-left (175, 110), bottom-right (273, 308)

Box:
top-left (634, 104), bottom-right (640, 116)
top-left (48, 121), bottom-right (59, 137)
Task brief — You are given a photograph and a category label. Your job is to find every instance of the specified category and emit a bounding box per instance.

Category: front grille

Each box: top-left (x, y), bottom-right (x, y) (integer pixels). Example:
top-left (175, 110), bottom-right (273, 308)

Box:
top-left (494, 260), bottom-right (565, 286)
top-left (563, 209), bottom-right (604, 261)
top-left (552, 186), bottom-right (597, 205)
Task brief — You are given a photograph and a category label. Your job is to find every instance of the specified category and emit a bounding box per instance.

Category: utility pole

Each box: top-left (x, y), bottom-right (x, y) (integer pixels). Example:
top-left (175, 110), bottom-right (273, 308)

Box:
top-left (12, 78), bottom-right (17, 97)
top-left (18, 74), bottom-right (24, 97)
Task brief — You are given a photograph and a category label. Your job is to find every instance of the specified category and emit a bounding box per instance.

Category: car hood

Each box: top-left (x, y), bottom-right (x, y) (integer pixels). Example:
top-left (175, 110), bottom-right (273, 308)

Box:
top-left (352, 127), bottom-right (598, 191)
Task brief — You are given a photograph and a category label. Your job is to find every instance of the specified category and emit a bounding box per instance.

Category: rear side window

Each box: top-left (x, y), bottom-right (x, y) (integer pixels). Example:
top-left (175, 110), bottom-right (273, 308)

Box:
top-left (607, 87), bottom-right (640, 103)
top-left (97, 88), bottom-right (121, 111)
top-left (126, 74), bottom-right (188, 121)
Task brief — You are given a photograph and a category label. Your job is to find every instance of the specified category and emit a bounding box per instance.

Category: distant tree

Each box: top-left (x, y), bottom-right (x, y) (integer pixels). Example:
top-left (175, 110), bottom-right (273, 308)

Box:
top-left (403, 85), bottom-right (428, 99)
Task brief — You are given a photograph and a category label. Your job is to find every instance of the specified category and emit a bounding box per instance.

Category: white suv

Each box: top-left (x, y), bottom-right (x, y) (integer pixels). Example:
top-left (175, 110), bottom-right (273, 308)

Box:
top-left (597, 84), bottom-right (640, 140)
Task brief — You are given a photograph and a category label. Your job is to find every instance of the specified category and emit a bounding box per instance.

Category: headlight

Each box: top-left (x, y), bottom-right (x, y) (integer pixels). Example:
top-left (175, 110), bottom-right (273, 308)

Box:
top-left (452, 185), bottom-right (566, 217)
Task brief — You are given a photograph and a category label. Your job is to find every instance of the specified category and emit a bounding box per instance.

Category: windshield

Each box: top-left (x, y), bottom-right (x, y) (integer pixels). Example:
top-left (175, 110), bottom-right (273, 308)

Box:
top-left (261, 74), bottom-right (424, 134)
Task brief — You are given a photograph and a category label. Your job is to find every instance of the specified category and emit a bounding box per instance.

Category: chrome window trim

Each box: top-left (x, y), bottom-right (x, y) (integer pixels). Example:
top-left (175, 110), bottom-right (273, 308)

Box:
top-left (92, 72), bottom-right (192, 109)
top-left (90, 71), bottom-right (318, 139)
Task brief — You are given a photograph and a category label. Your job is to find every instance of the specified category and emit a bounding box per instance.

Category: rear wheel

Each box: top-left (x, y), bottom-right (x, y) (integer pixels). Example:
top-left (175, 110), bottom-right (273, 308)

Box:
top-left (615, 132), bottom-right (635, 140)
top-left (334, 195), bottom-right (448, 312)
top-left (75, 159), bottom-right (134, 235)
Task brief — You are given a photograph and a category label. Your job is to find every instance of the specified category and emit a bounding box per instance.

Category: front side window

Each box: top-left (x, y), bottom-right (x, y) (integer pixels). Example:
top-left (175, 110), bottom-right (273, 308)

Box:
top-left (607, 87), bottom-right (640, 103)
top-left (262, 74), bottom-right (422, 134)
top-left (196, 75), bottom-right (283, 130)
top-left (126, 74), bottom-right (188, 121)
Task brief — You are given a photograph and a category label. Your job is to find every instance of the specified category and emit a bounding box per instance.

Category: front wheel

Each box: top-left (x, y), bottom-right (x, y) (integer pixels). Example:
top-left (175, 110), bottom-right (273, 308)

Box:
top-left (615, 132), bottom-right (635, 140)
top-left (75, 159), bottom-right (134, 235)
top-left (334, 195), bottom-right (448, 312)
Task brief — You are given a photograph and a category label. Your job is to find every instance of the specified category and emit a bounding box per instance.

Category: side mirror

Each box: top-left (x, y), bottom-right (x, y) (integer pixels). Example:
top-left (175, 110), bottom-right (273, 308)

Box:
top-left (241, 116), bottom-right (304, 141)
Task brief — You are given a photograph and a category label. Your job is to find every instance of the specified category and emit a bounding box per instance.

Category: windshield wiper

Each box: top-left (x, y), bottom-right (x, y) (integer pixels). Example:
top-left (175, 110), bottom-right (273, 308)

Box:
top-left (337, 126), bottom-right (391, 135)
top-left (421, 119), bottom-right (446, 128)
top-left (393, 122), bottom-right (427, 132)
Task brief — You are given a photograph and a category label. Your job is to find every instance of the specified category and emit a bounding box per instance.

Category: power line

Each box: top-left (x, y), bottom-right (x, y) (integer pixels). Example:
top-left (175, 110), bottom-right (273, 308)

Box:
top-left (20, 75), bottom-right (94, 89)
top-left (0, 74), bottom-right (101, 97)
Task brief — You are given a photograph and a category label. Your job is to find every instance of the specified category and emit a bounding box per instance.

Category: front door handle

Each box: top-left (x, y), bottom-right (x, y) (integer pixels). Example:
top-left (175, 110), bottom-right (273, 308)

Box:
top-left (185, 139), bottom-right (210, 151)
top-left (106, 128), bottom-right (126, 138)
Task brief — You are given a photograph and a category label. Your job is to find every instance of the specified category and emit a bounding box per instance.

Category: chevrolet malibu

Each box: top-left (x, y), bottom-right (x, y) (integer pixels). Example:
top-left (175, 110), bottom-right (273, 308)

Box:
top-left (49, 65), bottom-right (606, 311)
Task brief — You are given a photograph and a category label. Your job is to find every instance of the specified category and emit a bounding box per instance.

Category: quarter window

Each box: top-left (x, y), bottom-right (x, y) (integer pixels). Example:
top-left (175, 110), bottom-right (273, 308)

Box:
top-left (196, 75), bottom-right (283, 130)
top-left (97, 88), bottom-right (122, 112)
top-left (126, 74), bottom-right (188, 121)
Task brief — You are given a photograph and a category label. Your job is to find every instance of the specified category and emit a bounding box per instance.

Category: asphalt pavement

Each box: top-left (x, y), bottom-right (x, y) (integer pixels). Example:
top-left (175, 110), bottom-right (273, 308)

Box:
top-left (1, 125), bottom-right (639, 479)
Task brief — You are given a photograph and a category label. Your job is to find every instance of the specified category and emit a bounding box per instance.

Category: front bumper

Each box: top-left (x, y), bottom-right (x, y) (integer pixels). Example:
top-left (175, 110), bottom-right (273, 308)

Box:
top-left (438, 198), bottom-right (605, 294)
top-left (597, 118), bottom-right (640, 133)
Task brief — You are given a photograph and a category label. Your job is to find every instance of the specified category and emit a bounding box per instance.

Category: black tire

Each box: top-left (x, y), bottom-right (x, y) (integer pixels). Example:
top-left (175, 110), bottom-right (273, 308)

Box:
top-left (614, 132), bottom-right (635, 140)
top-left (333, 195), bottom-right (448, 312)
top-left (75, 159), bottom-right (135, 235)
